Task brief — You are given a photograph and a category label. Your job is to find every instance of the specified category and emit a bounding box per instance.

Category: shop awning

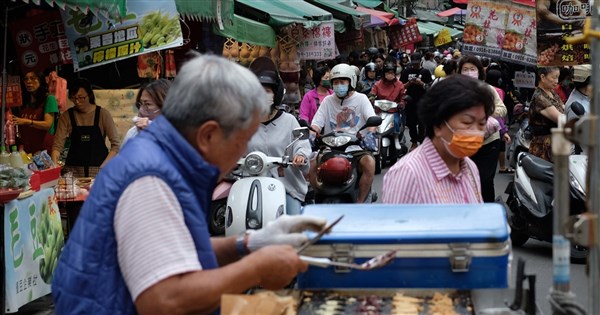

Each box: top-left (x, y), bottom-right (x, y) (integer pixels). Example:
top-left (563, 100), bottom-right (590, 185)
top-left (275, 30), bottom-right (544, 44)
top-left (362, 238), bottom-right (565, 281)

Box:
top-left (354, 0), bottom-right (383, 8)
top-left (213, 14), bottom-right (276, 47)
top-left (176, 0), bottom-right (234, 26)
top-left (418, 21), bottom-right (463, 38)
top-left (436, 7), bottom-right (467, 17)
top-left (235, 0), bottom-right (336, 30)
top-left (306, 0), bottom-right (371, 30)
top-left (13, 0), bottom-right (126, 18)
top-left (355, 6), bottom-right (403, 26)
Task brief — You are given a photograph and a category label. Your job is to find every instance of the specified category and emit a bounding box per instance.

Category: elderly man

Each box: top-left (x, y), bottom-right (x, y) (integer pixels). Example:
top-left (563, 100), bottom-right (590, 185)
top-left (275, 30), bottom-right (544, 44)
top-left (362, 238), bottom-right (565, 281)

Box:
top-left (52, 54), bottom-right (326, 315)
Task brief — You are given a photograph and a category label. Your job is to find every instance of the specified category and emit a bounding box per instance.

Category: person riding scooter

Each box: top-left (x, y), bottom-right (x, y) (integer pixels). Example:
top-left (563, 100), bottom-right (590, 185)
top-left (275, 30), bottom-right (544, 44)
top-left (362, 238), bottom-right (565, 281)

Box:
top-left (247, 57), bottom-right (311, 215)
top-left (369, 61), bottom-right (405, 150)
top-left (360, 62), bottom-right (378, 95)
top-left (310, 63), bottom-right (378, 203)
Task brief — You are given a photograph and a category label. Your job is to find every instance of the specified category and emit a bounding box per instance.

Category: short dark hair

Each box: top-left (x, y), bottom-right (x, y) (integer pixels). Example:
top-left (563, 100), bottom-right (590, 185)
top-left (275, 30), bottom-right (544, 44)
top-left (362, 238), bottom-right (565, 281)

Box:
top-left (68, 78), bottom-right (96, 104)
top-left (458, 55), bottom-right (486, 81)
top-left (312, 66), bottom-right (330, 87)
top-left (442, 59), bottom-right (458, 75)
top-left (536, 66), bottom-right (560, 84)
top-left (418, 75), bottom-right (495, 139)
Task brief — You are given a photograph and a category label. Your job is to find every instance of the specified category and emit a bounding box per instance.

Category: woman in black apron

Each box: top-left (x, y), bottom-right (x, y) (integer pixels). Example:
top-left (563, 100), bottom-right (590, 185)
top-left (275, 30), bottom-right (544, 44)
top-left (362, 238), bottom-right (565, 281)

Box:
top-left (51, 78), bottom-right (120, 178)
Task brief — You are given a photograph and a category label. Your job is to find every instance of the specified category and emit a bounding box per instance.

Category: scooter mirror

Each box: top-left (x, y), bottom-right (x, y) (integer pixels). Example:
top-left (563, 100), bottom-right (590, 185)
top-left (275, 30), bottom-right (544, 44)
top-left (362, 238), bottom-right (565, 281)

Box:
top-left (292, 127), bottom-right (310, 140)
top-left (571, 101), bottom-right (585, 116)
top-left (360, 116), bottom-right (383, 131)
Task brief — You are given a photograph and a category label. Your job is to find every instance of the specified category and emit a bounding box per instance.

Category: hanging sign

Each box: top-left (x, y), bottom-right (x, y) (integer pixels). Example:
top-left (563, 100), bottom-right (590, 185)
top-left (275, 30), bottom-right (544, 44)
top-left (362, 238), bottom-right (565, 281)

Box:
top-left (0, 76), bottom-right (24, 108)
top-left (387, 18), bottom-right (422, 49)
top-left (4, 189), bottom-right (64, 313)
top-left (60, 0), bottom-right (183, 71)
top-left (536, 0), bottom-right (591, 66)
top-left (9, 9), bottom-right (72, 74)
top-left (500, 1), bottom-right (537, 66)
top-left (513, 71), bottom-right (536, 88)
top-left (462, 0), bottom-right (510, 58)
top-left (434, 29), bottom-right (452, 47)
top-left (293, 22), bottom-right (336, 60)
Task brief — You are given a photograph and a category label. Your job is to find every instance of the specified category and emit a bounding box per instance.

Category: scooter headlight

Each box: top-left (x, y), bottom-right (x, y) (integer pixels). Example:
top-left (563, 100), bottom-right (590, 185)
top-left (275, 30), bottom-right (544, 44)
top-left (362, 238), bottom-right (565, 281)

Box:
top-left (322, 135), bottom-right (352, 147)
top-left (244, 153), bottom-right (264, 175)
top-left (569, 174), bottom-right (585, 197)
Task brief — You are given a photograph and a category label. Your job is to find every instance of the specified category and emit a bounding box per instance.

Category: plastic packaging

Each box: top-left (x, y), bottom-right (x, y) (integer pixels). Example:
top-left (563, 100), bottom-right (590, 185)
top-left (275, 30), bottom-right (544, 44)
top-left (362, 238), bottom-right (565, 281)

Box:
top-left (10, 145), bottom-right (24, 168)
top-left (0, 146), bottom-right (10, 166)
top-left (18, 145), bottom-right (31, 165)
top-left (4, 111), bottom-right (16, 147)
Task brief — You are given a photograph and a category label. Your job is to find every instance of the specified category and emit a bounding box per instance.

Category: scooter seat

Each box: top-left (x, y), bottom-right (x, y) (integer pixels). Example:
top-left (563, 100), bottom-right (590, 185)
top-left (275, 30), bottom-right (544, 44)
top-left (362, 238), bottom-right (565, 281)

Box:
top-left (521, 153), bottom-right (553, 183)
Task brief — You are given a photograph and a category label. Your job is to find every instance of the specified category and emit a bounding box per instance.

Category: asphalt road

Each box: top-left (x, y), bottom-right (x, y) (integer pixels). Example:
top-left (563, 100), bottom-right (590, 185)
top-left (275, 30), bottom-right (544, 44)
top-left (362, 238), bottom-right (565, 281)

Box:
top-left (372, 165), bottom-right (590, 315)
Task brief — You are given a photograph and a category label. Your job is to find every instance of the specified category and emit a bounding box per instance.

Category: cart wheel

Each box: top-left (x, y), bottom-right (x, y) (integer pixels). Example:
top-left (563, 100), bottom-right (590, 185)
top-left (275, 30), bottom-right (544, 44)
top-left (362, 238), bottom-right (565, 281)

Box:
top-left (570, 244), bottom-right (588, 264)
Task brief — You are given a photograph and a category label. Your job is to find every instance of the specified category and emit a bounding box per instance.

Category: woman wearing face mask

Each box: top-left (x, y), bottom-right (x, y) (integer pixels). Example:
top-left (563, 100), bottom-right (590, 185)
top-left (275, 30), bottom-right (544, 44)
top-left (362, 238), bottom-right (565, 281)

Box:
top-left (382, 76), bottom-right (495, 204)
top-left (369, 61), bottom-right (405, 148)
top-left (528, 67), bottom-right (564, 162)
top-left (458, 55), bottom-right (507, 202)
top-left (11, 71), bottom-right (59, 153)
top-left (52, 78), bottom-right (120, 177)
top-left (122, 79), bottom-right (171, 147)
top-left (248, 58), bottom-right (311, 215)
top-left (299, 66), bottom-right (332, 125)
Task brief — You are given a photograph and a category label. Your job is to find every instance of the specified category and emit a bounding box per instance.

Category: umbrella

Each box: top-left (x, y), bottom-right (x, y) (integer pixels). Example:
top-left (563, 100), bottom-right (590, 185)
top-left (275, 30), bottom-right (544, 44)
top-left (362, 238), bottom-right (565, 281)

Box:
top-left (436, 7), bottom-right (468, 17)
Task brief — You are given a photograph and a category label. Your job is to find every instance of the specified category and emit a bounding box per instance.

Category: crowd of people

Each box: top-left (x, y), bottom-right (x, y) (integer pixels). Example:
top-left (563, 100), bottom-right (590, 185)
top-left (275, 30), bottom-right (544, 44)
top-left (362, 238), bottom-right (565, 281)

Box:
top-left (4, 44), bottom-right (589, 314)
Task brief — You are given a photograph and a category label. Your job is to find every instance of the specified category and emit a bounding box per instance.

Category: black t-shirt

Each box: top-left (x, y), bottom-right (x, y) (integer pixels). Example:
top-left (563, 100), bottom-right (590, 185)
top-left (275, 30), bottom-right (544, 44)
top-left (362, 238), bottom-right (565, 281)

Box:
top-left (400, 67), bottom-right (432, 102)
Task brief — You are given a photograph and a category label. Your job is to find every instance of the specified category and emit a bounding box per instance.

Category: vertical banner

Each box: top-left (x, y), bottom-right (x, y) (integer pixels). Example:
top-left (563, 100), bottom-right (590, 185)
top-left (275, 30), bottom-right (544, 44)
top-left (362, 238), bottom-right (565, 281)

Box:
top-left (4, 188), bottom-right (64, 313)
top-left (536, 0), bottom-right (591, 66)
top-left (462, 0), bottom-right (510, 58)
top-left (501, 1), bottom-right (537, 66)
top-left (61, 0), bottom-right (183, 71)
top-left (387, 18), bottom-right (422, 49)
top-left (294, 22), bottom-right (336, 60)
top-left (0, 76), bottom-right (24, 108)
top-left (9, 9), bottom-right (72, 74)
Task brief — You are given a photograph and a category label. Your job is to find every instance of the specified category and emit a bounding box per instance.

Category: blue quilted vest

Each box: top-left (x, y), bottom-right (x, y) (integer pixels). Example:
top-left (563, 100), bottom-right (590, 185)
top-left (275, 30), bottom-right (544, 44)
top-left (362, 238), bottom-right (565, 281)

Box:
top-left (52, 116), bottom-right (220, 315)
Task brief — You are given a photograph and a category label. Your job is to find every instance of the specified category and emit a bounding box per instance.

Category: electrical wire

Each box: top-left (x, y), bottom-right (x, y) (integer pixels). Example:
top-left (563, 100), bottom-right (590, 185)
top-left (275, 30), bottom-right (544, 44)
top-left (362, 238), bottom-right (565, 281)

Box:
top-left (548, 290), bottom-right (587, 315)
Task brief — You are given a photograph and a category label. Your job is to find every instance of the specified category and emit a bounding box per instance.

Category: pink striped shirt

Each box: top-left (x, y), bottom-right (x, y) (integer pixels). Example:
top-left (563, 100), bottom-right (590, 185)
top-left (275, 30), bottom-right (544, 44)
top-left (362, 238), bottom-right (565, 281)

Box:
top-left (382, 138), bottom-right (483, 204)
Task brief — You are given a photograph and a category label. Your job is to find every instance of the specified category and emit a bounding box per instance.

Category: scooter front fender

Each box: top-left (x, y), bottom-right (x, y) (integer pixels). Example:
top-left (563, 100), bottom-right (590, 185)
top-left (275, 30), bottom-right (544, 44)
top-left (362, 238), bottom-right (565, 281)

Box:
top-left (225, 177), bottom-right (286, 237)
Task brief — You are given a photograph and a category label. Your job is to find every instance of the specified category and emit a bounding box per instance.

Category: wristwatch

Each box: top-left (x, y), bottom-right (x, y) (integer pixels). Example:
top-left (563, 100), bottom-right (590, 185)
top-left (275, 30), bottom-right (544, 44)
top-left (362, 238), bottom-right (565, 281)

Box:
top-left (235, 231), bottom-right (250, 257)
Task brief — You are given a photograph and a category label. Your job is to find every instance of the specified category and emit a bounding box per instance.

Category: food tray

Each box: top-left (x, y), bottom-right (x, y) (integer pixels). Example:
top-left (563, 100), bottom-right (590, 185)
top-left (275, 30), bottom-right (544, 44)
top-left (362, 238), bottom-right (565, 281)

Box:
top-left (297, 290), bottom-right (473, 315)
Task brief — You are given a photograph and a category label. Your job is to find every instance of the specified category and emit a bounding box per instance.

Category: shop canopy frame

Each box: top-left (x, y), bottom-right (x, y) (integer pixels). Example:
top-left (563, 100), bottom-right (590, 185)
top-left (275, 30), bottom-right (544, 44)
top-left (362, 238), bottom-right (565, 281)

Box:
top-left (418, 21), bottom-right (463, 38)
top-left (213, 13), bottom-right (276, 47)
top-left (11, 0), bottom-right (126, 18)
top-left (306, 0), bottom-right (371, 30)
top-left (235, 0), bottom-right (344, 31)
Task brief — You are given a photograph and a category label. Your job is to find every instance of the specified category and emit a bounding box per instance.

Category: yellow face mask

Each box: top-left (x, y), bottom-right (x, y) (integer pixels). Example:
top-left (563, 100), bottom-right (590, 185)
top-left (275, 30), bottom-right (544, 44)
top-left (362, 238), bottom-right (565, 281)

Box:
top-left (442, 121), bottom-right (485, 158)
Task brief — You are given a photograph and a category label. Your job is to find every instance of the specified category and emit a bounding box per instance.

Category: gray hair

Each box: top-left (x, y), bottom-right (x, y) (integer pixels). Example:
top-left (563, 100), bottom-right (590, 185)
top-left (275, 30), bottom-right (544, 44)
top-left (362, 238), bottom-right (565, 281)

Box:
top-left (162, 54), bottom-right (268, 137)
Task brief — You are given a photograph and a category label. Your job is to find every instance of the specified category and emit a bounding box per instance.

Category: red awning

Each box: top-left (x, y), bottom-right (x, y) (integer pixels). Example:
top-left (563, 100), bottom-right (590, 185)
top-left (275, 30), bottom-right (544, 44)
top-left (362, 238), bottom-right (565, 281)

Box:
top-left (436, 7), bottom-right (467, 17)
top-left (355, 6), bottom-right (400, 26)
top-left (453, 0), bottom-right (468, 4)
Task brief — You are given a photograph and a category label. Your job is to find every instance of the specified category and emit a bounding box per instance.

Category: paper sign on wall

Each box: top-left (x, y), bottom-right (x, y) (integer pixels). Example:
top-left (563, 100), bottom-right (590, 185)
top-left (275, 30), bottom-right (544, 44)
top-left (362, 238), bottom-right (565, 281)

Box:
top-left (513, 71), bottom-right (536, 88)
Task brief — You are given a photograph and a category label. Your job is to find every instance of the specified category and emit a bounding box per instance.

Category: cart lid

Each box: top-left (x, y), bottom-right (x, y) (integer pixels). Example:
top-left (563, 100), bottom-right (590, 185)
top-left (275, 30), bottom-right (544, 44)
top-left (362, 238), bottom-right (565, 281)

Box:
top-left (302, 203), bottom-right (509, 244)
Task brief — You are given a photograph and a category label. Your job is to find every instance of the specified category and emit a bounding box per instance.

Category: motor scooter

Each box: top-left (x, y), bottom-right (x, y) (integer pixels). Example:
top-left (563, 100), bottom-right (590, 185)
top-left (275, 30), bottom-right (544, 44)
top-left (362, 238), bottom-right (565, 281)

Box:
top-left (209, 175), bottom-right (237, 236)
top-left (373, 100), bottom-right (407, 174)
top-left (506, 104), bottom-right (531, 170)
top-left (224, 127), bottom-right (310, 236)
top-left (301, 116), bottom-right (382, 204)
top-left (504, 102), bottom-right (588, 262)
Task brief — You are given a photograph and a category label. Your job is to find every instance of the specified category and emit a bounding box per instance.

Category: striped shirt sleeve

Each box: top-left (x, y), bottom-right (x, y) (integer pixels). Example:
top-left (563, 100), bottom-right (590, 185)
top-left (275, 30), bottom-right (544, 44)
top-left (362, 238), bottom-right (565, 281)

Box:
top-left (382, 162), bottom-right (422, 204)
top-left (114, 176), bottom-right (202, 301)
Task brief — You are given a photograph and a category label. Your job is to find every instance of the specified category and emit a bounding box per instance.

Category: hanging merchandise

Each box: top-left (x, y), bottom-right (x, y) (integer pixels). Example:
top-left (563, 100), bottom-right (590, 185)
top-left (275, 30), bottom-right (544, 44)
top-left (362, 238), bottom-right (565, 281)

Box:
top-left (277, 33), bottom-right (300, 73)
top-left (137, 52), bottom-right (162, 79)
top-left (165, 50), bottom-right (177, 78)
top-left (60, 0), bottom-right (183, 72)
top-left (387, 18), bottom-right (422, 49)
top-left (0, 76), bottom-right (23, 108)
top-left (46, 71), bottom-right (68, 112)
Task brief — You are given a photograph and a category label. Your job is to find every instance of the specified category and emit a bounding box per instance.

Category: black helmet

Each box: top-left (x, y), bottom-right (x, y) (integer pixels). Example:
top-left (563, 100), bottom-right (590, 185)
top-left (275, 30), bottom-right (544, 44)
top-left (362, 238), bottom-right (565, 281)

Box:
top-left (250, 57), bottom-right (284, 108)
top-left (367, 47), bottom-right (379, 56)
top-left (383, 62), bottom-right (396, 74)
top-left (364, 62), bottom-right (376, 72)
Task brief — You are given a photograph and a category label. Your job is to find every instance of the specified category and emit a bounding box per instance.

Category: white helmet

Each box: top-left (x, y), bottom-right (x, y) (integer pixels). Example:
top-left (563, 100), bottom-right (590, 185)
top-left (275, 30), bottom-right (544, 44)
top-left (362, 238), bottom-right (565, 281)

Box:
top-left (573, 64), bottom-right (591, 83)
top-left (330, 63), bottom-right (357, 89)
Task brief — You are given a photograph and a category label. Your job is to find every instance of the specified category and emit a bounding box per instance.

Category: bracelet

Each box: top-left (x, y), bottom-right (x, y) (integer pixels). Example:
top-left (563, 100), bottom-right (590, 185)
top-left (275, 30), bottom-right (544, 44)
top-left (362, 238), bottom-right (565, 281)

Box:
top-left (235, 231), bottom-right (250, 257)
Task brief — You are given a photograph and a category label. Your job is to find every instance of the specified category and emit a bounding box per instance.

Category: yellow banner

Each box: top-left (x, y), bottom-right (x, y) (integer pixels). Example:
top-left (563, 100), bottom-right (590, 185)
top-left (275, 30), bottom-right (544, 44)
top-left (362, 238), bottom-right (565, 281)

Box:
top-left (434, 29), bottom-right (452, 47)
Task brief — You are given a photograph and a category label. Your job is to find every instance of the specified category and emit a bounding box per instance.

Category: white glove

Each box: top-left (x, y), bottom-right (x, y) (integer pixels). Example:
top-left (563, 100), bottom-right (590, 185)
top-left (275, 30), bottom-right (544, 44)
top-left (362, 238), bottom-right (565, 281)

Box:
top-left (247, 215), bottom-right (326, 252)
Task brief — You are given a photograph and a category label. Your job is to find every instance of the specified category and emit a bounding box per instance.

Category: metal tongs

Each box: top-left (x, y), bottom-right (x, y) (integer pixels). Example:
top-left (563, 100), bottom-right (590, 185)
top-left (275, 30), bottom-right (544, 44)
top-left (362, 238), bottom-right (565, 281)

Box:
top-left (296, 215), bottom-right (344, 254)
top-left (300, 250), bottom-right (398, 271)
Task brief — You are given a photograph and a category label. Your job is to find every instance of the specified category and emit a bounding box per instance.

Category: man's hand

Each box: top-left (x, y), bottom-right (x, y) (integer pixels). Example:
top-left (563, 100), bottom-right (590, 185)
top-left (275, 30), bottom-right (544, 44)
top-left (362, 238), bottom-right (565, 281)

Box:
top-left (246, 245), bottom-right (308, 290)
top-left (133, 117), bottom-right (151, 130)
top-left (247, 215), bottom-right (326, 251)
top-left (292, 154), bottom-right (306, 167)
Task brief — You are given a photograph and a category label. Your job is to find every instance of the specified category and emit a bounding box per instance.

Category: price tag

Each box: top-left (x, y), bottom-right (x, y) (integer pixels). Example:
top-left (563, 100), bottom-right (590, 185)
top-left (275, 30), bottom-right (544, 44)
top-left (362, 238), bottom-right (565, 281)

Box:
top-left (513, 71), bottom-right (535, 88)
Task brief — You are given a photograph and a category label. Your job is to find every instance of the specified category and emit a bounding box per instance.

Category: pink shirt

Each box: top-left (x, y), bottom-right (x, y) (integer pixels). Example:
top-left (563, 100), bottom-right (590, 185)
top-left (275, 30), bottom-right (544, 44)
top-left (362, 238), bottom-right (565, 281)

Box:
top-left (382, 138), bottom-right (483, 204)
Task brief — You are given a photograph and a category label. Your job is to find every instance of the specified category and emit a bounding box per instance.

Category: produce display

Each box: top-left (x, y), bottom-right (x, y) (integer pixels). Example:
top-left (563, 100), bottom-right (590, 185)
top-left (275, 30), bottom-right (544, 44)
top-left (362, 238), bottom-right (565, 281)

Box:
top-left (37, 200), bottom-right (64, 283)
top-left (139, 11), bottom-right (182, 49)
top-left (222, 38), bottom-right (272, 66)
top-left (297, 291), bottom-right (472, 315)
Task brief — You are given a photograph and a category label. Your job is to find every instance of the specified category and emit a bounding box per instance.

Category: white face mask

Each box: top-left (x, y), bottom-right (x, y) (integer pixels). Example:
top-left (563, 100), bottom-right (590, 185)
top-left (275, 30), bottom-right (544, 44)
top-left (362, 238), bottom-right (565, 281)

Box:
top-left (265, 92), bottom-right (274, 106)
top-left (464, 70), bottom-right (479, 79)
